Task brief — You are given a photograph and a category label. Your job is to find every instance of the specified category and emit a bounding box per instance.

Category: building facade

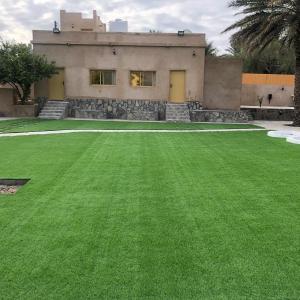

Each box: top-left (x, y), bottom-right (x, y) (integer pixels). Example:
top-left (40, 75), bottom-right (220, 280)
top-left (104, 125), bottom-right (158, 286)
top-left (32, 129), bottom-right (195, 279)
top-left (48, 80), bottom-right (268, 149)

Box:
top-left (33, 31), bottom-right (206, 103)
top-left (60, 10), bottom-right (106, 32)
top-left (109, 19), bottom-right (128, 32)
top-left (31, 10), bottom-right (244, 121)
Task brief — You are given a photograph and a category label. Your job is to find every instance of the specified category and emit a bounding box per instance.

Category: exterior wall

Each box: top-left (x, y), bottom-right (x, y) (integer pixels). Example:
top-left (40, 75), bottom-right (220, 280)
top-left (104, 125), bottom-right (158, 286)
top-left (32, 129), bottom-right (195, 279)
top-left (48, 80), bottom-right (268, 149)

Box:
top-left (241, 107), bottom-right (294, 121)
top-left (241, 74), bottom-right (295, 107)
top-left (33, 31), bottom-right (205, 48)
top-left (68, 98), bottom-right (167, 120)
top-left (67, 98), bottom-right (248, 122)
top-left (203, 57), bottom-right (242, 110)
top-left (0, 86), bottom-right (15, 117)
top-left (33, 31), bottom-right (206, 102)
top-left (242, 73), bottom-right (295, 86)
top-left (0, 86), bottom-right (37, 117)
top-left (190, 110), bottom-right (250, 123)
top-left (241, 84), bottom-right (294, 107)
top-left (34, 79), bottom-right (49, 99)
top-left (60, 10), bottom-right (106, 32)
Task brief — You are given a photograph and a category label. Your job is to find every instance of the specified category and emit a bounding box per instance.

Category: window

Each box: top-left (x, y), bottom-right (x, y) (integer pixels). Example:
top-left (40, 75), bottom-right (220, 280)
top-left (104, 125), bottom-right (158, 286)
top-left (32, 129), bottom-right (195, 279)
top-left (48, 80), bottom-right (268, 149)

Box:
top-left (90, 70), bottom-right (116, 85)
top-left (130, 71), bottom-right (156, 87)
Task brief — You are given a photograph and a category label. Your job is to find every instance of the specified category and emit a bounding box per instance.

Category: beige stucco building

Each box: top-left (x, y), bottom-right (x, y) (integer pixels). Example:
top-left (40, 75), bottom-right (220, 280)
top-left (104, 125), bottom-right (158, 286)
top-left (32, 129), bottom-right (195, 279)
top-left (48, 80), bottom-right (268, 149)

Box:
top-left (30, 10), bottom-right (245, 121)
top-left (60, 10), bottom-right (106, 32)
top-left (1, 10), bottom-right (293, 122)
top-left (33, 30), bottom-right (206, 103)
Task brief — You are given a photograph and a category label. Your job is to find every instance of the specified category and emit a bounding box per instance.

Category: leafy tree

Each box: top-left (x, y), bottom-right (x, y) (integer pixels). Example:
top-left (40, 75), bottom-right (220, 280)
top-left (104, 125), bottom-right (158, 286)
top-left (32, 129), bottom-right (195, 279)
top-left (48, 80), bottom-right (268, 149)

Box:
top-left (224, 0), bottom-right (300, 126)
top-left (205, 41), bottom-right (218, 56)
top-left (0, 41), bottom-right (57, 104)
top-left (227, 40), bottom-right (295, 74)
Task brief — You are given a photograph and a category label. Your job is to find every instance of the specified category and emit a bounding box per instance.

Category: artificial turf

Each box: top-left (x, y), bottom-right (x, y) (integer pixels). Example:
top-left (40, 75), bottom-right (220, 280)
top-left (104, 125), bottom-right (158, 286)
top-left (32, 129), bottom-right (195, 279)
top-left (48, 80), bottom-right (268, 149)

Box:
top-left (0, 118), bottom-right (260, 133)
top-left (0, 129), bottom-right (299, 299)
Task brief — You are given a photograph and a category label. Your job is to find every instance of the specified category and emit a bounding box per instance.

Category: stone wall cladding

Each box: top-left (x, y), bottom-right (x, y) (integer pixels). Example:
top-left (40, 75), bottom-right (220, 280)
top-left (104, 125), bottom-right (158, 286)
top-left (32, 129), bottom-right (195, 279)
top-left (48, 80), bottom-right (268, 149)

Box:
top-left (66, 98), bottom-right (250, 123)
top-left (190, 110), bottom-right (251, 123)
top-left (241, 107), bottom-right (294, 121)
top-left (187, 101), bottom-right (202, 111)
top-left (67, 98), bottom-right (167, 121)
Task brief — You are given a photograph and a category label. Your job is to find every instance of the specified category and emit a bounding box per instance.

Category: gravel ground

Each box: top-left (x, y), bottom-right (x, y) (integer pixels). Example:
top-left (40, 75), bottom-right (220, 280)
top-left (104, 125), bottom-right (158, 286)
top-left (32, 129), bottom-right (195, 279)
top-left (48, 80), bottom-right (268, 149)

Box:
top-left (0, 185), bottom-right (18, 194)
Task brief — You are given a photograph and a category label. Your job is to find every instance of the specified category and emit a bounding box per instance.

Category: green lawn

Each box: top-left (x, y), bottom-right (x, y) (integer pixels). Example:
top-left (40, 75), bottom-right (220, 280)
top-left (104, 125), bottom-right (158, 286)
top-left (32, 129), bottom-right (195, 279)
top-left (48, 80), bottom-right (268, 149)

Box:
top-left (0, 127), bottom-right (299, 299)
top-left (0, 118), bottom-right (260, 133)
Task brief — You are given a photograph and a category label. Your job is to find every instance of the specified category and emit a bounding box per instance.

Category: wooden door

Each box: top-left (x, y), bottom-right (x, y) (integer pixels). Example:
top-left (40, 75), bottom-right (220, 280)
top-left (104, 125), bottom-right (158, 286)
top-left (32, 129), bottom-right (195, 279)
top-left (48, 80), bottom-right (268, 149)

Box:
top-left (169, 71), bottom-right (186, 103)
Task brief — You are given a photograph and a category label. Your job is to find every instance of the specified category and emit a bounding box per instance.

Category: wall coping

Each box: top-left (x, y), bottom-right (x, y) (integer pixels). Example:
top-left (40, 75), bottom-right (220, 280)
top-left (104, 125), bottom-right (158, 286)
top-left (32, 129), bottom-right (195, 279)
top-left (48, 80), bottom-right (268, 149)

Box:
top-left (241, 105), bottom-right (294, 110)
top-left (32, 30), bottom-right (206, 48)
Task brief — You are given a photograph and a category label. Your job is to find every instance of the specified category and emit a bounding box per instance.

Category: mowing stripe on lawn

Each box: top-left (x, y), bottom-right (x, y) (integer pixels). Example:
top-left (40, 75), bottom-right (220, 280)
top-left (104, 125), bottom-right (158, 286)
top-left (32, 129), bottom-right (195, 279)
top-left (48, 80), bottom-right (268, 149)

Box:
top-left (0, 128), bottom-right (266, 138)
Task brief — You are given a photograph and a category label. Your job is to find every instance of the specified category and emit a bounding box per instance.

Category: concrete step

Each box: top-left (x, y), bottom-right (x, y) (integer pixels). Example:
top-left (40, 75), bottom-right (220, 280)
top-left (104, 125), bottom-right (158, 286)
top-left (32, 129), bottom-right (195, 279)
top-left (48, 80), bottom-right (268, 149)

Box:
top-left (166, 103), bottom-right (191, 122)
top-left (39, 114), bottom-right (63, 118)
top-left (166, 119), bottom-right (191, 123)
top-left (39, 116), bottom-right (62, 120)
top-left (38, 100), bottom-right (69, 119)
top-left (47, 101), bottom-right (69, 104)
top-left (43, 105), bottom-right (67, 109)
top-left (167, 115), bottom-right (188, 117)
top-left (166, 115), bottom-right (190, 117)
top-left (41, 108), bottom-right (66, 113)
top-left (166, 113), bottom-right (190, 115)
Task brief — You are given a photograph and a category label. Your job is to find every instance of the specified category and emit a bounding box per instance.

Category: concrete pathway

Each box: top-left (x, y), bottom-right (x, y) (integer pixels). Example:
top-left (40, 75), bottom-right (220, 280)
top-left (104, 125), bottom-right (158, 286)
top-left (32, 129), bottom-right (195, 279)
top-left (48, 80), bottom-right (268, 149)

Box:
top-left (0, 128), bottom-right (266, 138)
top-left (251, 121), bottom-right (300, 132)
top-left (0, 118), bottom-right (18, 121)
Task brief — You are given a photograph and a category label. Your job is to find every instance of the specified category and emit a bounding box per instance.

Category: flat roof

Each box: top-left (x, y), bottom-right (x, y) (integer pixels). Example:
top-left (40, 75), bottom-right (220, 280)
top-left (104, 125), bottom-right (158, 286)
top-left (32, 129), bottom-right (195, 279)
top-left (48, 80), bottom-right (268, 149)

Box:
top-left (32, 31), bottom-right (206, 48)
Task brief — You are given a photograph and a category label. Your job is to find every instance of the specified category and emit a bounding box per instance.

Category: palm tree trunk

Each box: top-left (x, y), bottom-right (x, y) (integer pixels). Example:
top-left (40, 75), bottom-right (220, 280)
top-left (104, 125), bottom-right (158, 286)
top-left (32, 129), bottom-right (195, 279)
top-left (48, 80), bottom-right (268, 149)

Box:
top-left (293, 1), bottom-right (300, 126)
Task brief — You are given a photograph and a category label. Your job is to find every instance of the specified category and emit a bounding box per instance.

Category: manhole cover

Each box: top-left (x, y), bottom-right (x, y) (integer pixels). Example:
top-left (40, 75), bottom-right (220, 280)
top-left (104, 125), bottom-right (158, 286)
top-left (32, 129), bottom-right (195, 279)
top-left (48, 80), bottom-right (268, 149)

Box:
top-left (0, 179), bottom-right (30, 195)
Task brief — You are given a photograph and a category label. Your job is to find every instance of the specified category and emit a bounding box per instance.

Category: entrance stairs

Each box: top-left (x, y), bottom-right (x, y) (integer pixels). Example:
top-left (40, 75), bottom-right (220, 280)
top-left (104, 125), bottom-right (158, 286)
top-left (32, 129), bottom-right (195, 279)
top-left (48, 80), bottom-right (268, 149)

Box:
top-left (38, 100), bottom-right (69, 120)
top-left (166, 103), bottom-right (191, 122)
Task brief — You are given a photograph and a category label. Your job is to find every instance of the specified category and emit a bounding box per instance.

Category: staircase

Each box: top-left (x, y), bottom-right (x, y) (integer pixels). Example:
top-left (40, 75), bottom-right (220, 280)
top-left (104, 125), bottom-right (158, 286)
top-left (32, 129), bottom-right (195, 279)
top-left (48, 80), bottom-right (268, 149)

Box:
top-left (166, 103), bottom-right (191, 122)
top-left (39, 101), bottom-right (69, 120)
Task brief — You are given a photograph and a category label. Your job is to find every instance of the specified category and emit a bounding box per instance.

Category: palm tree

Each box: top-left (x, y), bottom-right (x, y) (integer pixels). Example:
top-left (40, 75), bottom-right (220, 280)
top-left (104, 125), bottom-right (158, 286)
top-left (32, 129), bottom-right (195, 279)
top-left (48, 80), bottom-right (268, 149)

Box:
top-left (205, 42), bottom-right (218, 56)
top-left (224, 0), bottom-right (300, 126)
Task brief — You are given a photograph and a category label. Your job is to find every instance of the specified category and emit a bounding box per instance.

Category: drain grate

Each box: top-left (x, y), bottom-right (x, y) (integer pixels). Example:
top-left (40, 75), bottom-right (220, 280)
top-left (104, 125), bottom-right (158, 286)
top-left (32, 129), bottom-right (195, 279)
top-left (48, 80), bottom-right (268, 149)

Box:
top-left (0, 179), bottom-right (30, 195)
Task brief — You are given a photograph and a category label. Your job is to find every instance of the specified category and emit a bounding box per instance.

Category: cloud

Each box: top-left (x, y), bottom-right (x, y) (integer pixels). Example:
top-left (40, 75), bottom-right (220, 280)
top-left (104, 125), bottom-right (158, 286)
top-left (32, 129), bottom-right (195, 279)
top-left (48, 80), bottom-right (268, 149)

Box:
top-left (0, 0), bottom-right (239, 53)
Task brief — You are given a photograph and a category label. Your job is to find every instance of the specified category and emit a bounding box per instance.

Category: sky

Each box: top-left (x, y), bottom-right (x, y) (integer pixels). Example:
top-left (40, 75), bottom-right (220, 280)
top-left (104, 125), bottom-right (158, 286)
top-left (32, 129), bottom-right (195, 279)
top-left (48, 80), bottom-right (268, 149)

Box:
top-left (0, 0), bottom-right (239, 53)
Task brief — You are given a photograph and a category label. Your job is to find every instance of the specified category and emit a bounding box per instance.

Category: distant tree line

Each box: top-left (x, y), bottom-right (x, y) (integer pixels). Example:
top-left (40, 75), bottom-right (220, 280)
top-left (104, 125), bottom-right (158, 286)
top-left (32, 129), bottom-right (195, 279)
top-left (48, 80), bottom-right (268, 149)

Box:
top-left (227, 40), bottom-right (295, 74)
top-left (206, 40), bottom-right (295, 75)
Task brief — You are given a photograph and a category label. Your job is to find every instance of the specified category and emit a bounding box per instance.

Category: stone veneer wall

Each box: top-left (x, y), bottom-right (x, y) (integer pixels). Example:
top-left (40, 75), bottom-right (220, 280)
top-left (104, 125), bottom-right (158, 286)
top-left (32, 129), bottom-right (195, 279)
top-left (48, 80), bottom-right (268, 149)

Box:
top-left (66, 98), bottom-right (250, 123)
top-left (190, 110), bottom-right (251, 123)
top-left (67, 98), bottom-right (168, 121)
top-left (241, 107), bottom-right (294, 121)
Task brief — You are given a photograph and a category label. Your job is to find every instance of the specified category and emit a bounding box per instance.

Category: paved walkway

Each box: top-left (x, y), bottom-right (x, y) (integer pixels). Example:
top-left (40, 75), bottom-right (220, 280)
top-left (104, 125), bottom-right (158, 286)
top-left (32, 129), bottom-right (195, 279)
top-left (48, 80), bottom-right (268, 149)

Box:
top-left (251, 121), bottom-right (300, 132)
top-left (0, 128), bottom-right (266, 138)
top-left (0, 118), bottom-right (17, 121)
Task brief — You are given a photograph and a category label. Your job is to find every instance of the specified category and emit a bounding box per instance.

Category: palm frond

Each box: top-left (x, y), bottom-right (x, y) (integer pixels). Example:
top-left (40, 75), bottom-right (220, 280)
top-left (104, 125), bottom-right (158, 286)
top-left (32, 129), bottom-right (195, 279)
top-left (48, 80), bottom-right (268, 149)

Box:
top-left (224, 0), bottom-right (297, 53)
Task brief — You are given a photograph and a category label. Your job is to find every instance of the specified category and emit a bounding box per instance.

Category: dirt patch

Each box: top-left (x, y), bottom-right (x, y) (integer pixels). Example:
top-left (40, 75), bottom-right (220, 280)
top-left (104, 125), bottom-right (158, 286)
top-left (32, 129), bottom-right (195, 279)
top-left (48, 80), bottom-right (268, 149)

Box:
top-left (0, 179), bottom-right (30, 195)
top-left (0, 185), bottom-right (19, 195)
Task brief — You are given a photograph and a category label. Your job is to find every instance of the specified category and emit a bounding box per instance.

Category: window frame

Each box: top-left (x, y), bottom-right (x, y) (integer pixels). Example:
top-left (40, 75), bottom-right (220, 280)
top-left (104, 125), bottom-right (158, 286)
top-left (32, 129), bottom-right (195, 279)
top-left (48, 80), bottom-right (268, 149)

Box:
top-left (130, 71), bottom-right (156, 87)
top-left (90, 69), bottom-right (116, 86)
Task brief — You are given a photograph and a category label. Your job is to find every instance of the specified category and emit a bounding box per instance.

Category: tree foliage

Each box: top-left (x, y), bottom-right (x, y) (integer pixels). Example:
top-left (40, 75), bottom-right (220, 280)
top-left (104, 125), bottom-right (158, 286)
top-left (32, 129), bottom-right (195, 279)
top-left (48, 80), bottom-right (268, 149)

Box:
top-left (205, 42), bottom-right (218, 56)
top-left (224, 0), bottom-right (298, 52)
top-left (227, 40), bottom-right (295, 74)
top-left (0, 41), bottom-right (57, 104)
top-left (224, 0), bottom-right (300, 126)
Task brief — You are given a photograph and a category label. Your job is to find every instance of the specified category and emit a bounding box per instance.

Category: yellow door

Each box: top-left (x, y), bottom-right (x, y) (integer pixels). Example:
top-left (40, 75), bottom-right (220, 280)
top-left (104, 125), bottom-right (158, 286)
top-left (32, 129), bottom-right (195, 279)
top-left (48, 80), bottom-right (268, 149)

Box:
top-left (48, 69), bottom-right (64, 100)
top-left (169, 71), bottom-right (186, 103)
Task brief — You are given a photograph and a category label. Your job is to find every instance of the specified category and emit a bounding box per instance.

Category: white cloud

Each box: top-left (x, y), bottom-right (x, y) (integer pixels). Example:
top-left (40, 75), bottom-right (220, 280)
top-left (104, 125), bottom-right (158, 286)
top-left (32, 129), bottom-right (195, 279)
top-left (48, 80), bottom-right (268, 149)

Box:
top-left (0, 0), bottom-right (239, 53)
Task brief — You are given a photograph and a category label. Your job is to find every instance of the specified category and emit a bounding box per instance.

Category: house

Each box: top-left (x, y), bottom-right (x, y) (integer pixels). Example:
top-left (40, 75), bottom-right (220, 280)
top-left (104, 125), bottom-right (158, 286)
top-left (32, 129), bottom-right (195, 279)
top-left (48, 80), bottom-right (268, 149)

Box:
top-left (31, 10), bottom-right (244, 121)
top-left (60, 10), bottom-right (106, 32)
